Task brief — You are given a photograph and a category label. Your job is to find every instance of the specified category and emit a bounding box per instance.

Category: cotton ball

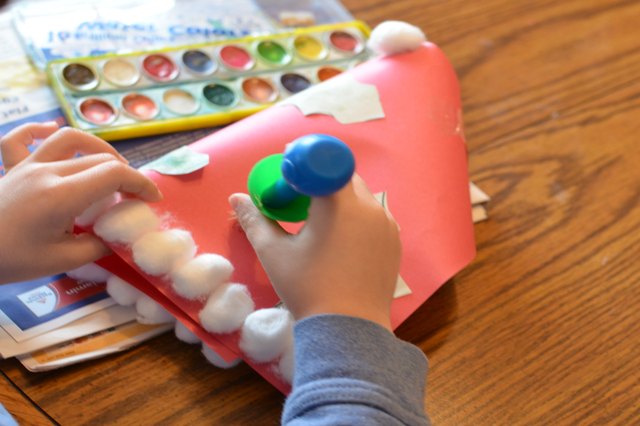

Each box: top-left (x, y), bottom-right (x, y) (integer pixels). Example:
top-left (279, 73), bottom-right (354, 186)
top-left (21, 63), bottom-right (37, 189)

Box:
top-left (136, 295), bottom-right (175, 324)
top-left (75, 192), bottom-right (120, 227)
top-left (201, 344), bottom-right (242, 369)
top-left (199, 283), bottom-right (255, 334)
top-left (93, 199), bottom-right (161, 244)
top-left (275, 344), bottom-right (295, 384)
top-left (367, 21), bottom-right (426, 55)
top-left (174, 321), bottom-right (201, 344)
top-left (132, 229), bottom-right (197, 276)
top-left (106, 275), bottom-right (142, 306)
top-left (66, 263), bottom-right (111, 283)
top-left (239, 308), bottom-right (294, 363)
top-left (170, 254), bottom-right (233, 300)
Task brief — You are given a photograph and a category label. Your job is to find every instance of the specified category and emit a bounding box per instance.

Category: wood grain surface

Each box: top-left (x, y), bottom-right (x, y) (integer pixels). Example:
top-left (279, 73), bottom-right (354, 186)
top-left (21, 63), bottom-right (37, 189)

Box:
top-left (0, 371), bottom-right (53, 425)
top-left (2, 0), bottom-right (639, 424)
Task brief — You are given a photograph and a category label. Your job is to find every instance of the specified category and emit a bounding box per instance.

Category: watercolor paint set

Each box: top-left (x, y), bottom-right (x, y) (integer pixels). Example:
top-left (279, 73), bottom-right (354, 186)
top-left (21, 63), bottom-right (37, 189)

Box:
top-left (46, 21), bottom-right (371, 141)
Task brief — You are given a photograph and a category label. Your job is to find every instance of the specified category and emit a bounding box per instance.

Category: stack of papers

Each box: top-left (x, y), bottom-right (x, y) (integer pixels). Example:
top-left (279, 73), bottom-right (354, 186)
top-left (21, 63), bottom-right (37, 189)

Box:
top-left (470, 182), bottom-right (490, 223)
top-left (0, 275), bottom-right (171, 371)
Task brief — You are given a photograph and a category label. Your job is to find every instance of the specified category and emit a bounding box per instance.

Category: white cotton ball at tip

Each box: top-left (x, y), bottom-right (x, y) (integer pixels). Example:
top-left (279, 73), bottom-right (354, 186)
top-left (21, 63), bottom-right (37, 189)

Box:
top-left (174, 321), bottom-right (201, 344)
top-left (367, 21), bottom-right (427, 55)
top-left (75, 192), bottom-right (120, 227)
top-left (239, 308), bottom-right (294, 363)
top-left (66, 263), bottom-right (111, 283)
top-left (136, 295), bottom-right (175, 324)
top-left (275, 344), bottom-right (295, 384)
top-left (106, 275), bottom-right (142, 306)
top-left (132, 229), bottom-right (197, 276)
top-left (201, 344), bottom-right (242, 369)
top-left (93, 199), bottom-right (161, 244)
top-left (170, 253), bottom-right (233, 300)
top-left (199, 283), bottom-right (255, 334)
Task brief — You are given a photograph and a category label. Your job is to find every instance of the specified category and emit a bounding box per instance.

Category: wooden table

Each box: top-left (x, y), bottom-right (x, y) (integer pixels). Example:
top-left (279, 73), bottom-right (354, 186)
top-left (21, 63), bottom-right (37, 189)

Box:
top-left (2, 0), bottom-right (639, 424)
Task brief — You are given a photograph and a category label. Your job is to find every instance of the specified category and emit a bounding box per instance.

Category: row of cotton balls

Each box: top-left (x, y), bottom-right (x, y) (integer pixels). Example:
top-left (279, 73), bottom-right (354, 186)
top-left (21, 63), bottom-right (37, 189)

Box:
top-left (66, 262), bottom-right (177, 326)
top-left (68, 263), bottom-right (245, 369)
top-left (72, 193), bottom-right (294, 383)
top-left (68, 251), bottom-right (295, 381)
top-left (173, 302), bottom-right (295, 382)
top-left (110, 271), bottom-right (294, 382)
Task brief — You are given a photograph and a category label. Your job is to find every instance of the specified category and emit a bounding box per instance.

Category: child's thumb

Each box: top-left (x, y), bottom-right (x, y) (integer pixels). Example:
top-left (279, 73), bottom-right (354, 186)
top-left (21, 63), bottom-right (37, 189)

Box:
top-left (229, 193), bottom-right (285, 252)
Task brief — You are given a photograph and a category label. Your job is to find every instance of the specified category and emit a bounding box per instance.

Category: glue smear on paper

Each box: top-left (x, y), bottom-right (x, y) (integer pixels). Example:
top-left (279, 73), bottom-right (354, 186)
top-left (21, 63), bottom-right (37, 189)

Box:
top-left (140, 146), bottom-right (209, 175)
top-left (279, 75), bottom-right (385, 124)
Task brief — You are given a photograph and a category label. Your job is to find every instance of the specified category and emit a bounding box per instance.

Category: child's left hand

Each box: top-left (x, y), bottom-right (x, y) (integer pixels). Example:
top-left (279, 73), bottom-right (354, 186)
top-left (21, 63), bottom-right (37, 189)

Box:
top-left (0, 123), bottom-right (162, 283)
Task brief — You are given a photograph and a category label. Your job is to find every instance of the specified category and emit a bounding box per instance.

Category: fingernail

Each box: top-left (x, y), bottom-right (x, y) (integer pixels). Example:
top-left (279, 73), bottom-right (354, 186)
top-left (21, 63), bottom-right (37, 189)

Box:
top-left (228, 194), bottom-right (241, 210)
top-left (229, 193), bottom-right (251, 209)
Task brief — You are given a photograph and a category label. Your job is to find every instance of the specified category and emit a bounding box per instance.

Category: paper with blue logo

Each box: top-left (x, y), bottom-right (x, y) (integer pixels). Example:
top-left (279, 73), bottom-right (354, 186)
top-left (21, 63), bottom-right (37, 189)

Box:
top-left (0, 275), bottom-right (114, 342)
top-left (0, 304), bottom-right (138, 358)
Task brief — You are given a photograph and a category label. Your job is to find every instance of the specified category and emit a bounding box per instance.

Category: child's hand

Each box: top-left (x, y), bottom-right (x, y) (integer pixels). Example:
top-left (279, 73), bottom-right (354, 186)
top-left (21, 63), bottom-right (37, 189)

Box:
top-left (0, 123), bottom-right (162, 283)
top-left (230, 175), bottom-right (400, 330)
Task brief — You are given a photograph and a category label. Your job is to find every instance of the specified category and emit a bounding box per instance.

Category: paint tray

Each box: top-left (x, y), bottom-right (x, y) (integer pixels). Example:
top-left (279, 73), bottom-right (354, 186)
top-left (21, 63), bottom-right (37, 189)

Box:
top-left (46, 21), bottom-right (371, 141)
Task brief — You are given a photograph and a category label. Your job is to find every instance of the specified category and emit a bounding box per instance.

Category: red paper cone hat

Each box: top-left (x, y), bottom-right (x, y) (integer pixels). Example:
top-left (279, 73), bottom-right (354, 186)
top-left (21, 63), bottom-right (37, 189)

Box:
top-left (95, 41), bottom-right (475, 393)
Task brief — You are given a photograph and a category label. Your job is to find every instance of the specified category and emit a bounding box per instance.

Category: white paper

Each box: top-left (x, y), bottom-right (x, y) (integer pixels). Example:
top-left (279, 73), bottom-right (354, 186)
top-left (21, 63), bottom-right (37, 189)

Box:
top-left (393, 274), bottom-right (412, 298)
top-left (0, 12), bottom-right (59, 127)
top-left (0, 296), bottom-right (115, 342)
top-left (470, 181), bottom-right (490, 205)
top-left (279, 75), bottom-right (385, 124)
top-left (472, 205), bottom-right (488, 223)
top-left (17, 321), bottom-right (172, 371)
top-left (0, 304), bottom-right (137, 358)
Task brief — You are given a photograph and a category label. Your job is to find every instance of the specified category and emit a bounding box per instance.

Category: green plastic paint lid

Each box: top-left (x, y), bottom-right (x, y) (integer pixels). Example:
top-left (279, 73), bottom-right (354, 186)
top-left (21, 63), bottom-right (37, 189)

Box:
top-left (247, 154), bottom-right (310, 222)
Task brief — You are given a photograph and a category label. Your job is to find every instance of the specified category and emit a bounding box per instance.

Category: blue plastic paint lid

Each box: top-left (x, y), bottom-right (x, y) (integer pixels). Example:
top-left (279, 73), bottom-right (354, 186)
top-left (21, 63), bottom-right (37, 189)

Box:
top-left (282, 134), bottom-right (355, 197)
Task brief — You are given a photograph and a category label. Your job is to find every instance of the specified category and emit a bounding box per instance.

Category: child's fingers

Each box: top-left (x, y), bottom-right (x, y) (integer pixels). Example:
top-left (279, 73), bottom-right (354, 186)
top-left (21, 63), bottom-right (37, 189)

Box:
top-left (30, 127), bottom-right (127, 163)
top-left (305, 174), bottom-right (387, 232)
top-left (62, 160), bottom-right (162, 210)
top-left (348, 174), bottom-right (379, 204)
top-left (229, 193), bottom-right (288, 253)
top-left (305, 174), bottom-right (363, 220)
top-left (308, 174), bottom-right (372, 211)
top-left (55, 233), bottom-right (111, 271)
top-left (0, 122), bottom-right (59, 171)
top-left (48, 153), bottom-right (124, 177)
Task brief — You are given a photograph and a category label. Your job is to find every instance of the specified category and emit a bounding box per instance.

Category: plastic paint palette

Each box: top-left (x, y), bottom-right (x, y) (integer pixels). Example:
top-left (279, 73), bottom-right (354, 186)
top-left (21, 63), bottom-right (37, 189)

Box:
top-left (47, 21), bottom-right (371, 142)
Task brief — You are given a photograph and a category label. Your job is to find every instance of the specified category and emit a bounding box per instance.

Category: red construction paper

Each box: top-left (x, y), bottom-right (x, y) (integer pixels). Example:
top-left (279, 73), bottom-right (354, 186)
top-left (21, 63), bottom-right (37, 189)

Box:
top-left (95, 42), bottom-right (475, 393)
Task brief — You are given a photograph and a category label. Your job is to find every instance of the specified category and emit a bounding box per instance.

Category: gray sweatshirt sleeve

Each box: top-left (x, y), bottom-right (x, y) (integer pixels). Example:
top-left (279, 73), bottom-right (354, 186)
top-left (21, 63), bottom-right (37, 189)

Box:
top-left (282, 315), bottom-right (430, 426)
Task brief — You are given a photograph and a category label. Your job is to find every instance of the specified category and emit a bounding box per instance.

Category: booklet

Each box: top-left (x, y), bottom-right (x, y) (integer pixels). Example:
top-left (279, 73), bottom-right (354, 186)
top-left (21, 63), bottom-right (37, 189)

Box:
top-left (0, 275), bottom-right (114, 342)
top-left (11, 0), bottom-right (354, 69)
top-left (0, 304), bottom-right (137, 358)
top-left (17, 320), bottom-right (172, 372)
top-left (0, 12), bottom-right (60, 152)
